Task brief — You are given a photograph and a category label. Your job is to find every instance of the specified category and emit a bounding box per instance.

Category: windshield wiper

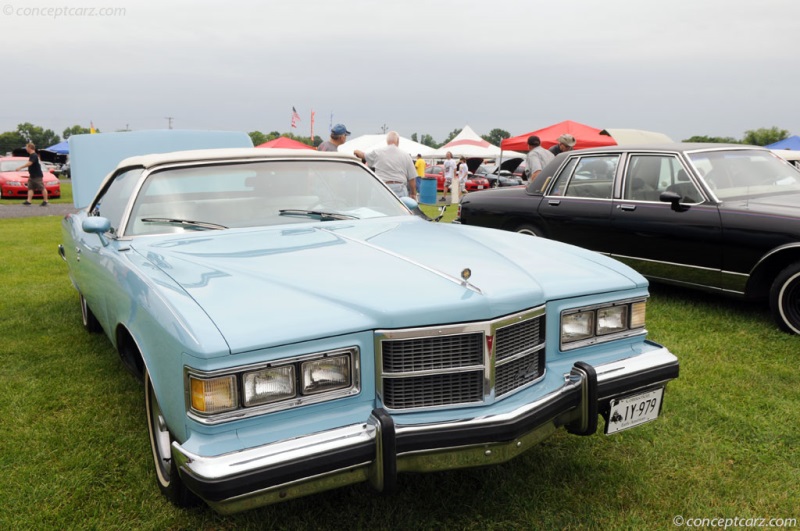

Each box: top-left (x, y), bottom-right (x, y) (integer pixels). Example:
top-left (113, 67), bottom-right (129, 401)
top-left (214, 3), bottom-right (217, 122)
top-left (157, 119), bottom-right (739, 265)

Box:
top-left (278, 209), bottom-right (357, 221)
top-left (140, 218), bottom-right (228, 230)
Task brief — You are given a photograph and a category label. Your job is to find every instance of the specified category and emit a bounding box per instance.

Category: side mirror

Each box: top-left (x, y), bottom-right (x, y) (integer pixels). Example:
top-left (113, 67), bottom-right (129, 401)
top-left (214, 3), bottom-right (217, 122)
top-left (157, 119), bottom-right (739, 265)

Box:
top-left (400, 196), bottom-right (419, 210)
top-left (659, 191), bottom-right (689, 212)
top-left (82, 217), bottom-right (111, 246)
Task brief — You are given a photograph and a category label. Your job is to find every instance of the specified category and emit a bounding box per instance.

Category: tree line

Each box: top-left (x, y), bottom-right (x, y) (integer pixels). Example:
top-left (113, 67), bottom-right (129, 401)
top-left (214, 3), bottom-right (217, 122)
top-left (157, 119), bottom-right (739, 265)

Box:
top-left (1, 123), bottom-right (792, 156)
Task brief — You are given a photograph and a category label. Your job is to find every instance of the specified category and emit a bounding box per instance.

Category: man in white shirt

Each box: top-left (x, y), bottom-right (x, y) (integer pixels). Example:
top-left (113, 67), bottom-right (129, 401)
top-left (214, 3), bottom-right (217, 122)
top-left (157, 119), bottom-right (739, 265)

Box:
top-left (354, 131), bottom-right (417, 198)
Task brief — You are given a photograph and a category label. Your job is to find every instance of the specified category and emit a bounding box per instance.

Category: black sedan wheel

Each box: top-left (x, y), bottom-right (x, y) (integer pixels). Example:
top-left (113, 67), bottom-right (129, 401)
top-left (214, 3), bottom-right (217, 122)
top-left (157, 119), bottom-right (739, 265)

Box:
top-left (770, 263), bottom-right (800, 334)
top-left (515, 224), bottom-right (543, 237)
top-left (80, 294), bottom-right (102, 333)
top-left (145, 370), bottom-right (199, 507)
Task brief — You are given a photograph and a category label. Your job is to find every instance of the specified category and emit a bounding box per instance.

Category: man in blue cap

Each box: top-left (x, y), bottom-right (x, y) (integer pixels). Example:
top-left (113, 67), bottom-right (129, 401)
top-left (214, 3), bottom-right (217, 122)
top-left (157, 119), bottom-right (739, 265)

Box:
top-left (318, 123), bottom-right (351, 151)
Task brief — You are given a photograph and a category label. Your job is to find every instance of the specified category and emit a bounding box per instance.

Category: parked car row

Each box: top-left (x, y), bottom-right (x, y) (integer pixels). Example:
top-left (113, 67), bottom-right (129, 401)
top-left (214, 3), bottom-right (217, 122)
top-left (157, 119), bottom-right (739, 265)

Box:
top-left (475, 162), bottom-right (524, 188)
top-left (457, 143), bottom-right (800, 334)
top-left (424, 163), bottom-right (489, 191)
top-left (0, 156), bottom-right (62, 199)
top-left (425, 158), bottom-right (523, 192)
top-left (59, 130), bottom-right (679, 514)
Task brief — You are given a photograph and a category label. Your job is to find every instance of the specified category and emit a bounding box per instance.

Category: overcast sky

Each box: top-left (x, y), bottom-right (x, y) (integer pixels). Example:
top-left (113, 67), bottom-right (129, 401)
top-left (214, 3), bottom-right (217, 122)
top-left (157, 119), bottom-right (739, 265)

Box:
top-left (2, 0), bottom-right (798, 144)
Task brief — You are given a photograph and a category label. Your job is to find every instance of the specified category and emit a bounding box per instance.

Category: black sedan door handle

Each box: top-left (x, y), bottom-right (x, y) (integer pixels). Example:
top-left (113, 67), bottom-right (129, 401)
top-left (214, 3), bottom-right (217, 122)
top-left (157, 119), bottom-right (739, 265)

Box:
top-left (548, 200), bottom-right (561, 206)
top-left (618, 204), bottom-right (637, 211)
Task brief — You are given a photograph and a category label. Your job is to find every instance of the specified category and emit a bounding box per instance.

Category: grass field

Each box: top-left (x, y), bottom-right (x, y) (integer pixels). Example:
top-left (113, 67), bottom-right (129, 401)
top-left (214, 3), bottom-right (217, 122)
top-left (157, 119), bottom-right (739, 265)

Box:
top-left (1, 213), bottom-right (798, 530)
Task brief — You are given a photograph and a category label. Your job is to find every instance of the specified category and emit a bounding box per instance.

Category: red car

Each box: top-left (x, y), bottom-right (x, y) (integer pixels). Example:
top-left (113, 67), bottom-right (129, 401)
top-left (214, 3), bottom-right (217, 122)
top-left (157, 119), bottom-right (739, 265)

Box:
top-left (0, 156), bottom-right (61, 199)
top-left (426, 162), bottom-right (490, 192)
top-left (424, 164), bottom-right (448, 191)
top-left (465, 174), bottom-right (490, 191)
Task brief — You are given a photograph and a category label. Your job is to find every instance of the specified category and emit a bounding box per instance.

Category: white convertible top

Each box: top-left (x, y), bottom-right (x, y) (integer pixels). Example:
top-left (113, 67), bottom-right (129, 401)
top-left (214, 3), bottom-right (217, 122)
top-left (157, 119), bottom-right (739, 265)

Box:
top-left (120, 147), bottom-right (359, 168)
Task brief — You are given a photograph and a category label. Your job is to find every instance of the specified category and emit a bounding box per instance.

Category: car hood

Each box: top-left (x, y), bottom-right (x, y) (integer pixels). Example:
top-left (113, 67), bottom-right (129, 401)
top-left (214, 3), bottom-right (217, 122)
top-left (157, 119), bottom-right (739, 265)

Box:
top-left (131, 217), bottom-right (644, 353)
top-left (499, 157), bottom-right (525, 173)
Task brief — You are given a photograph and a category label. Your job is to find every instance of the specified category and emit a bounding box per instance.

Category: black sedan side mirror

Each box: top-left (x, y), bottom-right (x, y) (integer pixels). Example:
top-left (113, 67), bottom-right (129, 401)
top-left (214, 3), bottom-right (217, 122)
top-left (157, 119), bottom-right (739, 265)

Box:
top-left (659, 191), bottom-right (689, 212)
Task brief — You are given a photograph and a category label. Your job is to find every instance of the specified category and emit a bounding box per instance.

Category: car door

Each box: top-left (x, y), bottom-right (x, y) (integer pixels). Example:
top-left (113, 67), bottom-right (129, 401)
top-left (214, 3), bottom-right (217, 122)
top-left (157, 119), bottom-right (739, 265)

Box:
top-left (609, 153), bottom-right (725, 288)
top-left (536, 154), bottom-right (618, 253)
top-left (72, 168), bottom-right (143, 328)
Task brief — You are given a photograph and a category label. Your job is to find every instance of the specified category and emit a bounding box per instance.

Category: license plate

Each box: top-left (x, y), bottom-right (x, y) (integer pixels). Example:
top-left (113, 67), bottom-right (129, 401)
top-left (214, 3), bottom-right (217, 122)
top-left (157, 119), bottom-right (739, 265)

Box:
top-left (605, 388), bottom-right (664, 434)
top-left (477, 185), bottom-right (484, 189)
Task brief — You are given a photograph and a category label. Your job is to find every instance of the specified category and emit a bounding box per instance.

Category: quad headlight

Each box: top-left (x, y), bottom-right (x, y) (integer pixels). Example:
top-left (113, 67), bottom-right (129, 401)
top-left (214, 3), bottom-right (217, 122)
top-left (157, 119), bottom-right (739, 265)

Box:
top-left (243, 366), bottom-right (296, 407)
top-left (561, 299), bottom-right (646, 350)
top-left (187, 348), bottom-right (359, 423)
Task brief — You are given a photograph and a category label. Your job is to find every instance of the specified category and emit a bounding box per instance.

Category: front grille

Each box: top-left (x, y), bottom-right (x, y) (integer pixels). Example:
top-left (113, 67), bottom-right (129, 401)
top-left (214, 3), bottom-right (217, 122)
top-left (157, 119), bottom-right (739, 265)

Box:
top-left (378, 307), bottom-right (546, 410)
top-left (382, 334), bottom-right (483, 372)
top-left (496, 318), bottom-right (543, 361)
top-left (383, 371), bottom-right (484, 409)
top-left (496, 352), bottom-right (542, 396)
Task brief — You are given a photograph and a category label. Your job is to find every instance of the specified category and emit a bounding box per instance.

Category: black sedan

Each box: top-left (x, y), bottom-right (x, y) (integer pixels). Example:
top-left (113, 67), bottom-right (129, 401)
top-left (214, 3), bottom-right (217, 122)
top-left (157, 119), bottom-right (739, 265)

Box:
top-left (457, 143), bottom-right (800, 334)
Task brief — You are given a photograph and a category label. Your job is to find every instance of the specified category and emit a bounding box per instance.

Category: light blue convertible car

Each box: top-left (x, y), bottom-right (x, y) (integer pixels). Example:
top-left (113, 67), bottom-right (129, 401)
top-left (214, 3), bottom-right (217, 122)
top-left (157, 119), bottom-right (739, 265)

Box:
top-left (59, 130), bottom-right (679, 514)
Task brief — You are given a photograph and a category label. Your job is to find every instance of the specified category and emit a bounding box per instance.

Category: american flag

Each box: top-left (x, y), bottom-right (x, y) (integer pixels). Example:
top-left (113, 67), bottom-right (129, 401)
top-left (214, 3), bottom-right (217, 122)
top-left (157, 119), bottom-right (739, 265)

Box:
top-left (291, 107), bottom-right (300, 128)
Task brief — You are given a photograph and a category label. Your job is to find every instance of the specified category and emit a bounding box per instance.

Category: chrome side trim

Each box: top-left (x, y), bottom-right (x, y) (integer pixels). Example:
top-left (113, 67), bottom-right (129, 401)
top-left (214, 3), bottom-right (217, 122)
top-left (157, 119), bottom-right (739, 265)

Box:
top-left (613, 254), bottom-right (748, 294)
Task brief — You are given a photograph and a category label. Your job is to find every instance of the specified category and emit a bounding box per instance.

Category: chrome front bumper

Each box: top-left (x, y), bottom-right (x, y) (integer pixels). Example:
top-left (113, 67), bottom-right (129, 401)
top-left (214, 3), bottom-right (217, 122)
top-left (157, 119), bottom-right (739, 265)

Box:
top-left (173, 347), bottom-right (679, 514)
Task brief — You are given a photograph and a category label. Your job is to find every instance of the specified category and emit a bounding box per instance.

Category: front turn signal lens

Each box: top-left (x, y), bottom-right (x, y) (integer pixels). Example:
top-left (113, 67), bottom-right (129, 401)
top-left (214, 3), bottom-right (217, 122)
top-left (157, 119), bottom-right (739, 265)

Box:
top-left (630, 301), bottom-right (647, 329)
top-left (190, 375), bottom-right (237, 414)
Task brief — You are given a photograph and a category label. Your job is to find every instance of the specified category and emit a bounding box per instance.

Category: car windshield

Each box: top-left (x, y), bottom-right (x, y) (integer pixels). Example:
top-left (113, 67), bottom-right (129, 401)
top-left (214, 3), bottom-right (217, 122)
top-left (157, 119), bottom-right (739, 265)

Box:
top-left (689, 149), bottom-right (800, 199)
top-left (0, 161), bottom-right (24, 172)
top-left (126, 159), bottom-right (410, 236)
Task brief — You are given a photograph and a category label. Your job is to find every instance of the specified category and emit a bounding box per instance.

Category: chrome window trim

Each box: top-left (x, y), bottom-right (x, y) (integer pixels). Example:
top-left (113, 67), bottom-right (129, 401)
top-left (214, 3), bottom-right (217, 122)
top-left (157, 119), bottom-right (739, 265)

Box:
top-left (185, 347), bottom-right (361, 425)
top-left (621, 152), bottom-right (708, 204)
top-left (115, 157), bottom-right (375, 237)
top-left (87, 166), bottom-right (145, 240)
top-left (376, 306), bottom-right (546, 412)
top-left (545, 153), bottom-right (622, 199)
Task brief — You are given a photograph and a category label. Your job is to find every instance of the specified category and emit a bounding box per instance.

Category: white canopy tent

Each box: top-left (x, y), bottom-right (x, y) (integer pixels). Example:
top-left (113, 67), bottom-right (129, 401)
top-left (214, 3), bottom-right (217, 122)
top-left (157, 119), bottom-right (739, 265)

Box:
top-left (339, 134), bottom-right (437, 157)
top-left (430, 125), bottom-right (522, 159)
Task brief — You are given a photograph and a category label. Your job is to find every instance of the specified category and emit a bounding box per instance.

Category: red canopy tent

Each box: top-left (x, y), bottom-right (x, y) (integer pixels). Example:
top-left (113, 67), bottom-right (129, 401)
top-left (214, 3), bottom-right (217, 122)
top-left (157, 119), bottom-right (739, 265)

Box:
top-left (256, 137), bottom-right (315, 150)
top-left (500, 120), bottom-right (617, 152)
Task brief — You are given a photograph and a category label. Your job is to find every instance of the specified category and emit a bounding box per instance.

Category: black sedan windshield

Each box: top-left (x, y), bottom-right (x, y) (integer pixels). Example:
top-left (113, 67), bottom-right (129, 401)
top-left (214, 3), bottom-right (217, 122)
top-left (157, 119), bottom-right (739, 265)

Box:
top-left (689, 150), bottom-right (800, 199)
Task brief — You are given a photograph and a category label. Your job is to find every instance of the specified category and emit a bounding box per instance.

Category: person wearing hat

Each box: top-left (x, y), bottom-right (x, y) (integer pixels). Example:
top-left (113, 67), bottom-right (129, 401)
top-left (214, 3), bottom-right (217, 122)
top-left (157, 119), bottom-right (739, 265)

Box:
top-left (525, 135), bottom-right (555, 181)
top-left (549, 133), bottom-right (577, 156)
top-left (318, 123), bottom-right (351, 152)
